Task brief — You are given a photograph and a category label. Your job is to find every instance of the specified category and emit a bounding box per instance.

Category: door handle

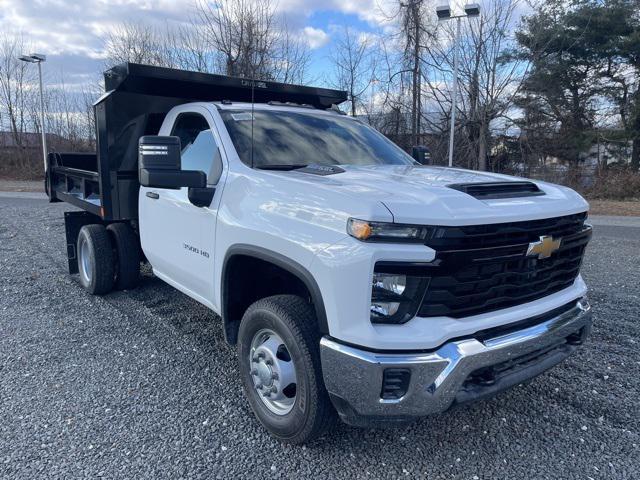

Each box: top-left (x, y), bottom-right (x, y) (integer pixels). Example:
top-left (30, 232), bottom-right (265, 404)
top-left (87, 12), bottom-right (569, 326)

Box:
top-left (146, 191), bottom-right (159, 199)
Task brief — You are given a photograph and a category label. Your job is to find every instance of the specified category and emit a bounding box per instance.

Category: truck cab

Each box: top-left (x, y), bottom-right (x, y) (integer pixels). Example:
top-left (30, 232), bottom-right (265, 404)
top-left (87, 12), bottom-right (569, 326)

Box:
top-left (46, 63), bottom-right (593, 444)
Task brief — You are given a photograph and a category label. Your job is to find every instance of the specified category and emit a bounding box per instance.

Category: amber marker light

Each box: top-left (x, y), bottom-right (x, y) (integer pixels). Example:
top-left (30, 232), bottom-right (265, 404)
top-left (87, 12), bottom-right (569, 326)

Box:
top-left (347, 218), bottom-right (434, 243)
top-left (347, 218), bottom-right (373, 240)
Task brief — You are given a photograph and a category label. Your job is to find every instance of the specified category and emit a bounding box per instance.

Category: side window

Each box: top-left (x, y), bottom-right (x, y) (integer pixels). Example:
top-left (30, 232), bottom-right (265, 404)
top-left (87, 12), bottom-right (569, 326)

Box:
top-left (171, 113), bottom-right (217, 176)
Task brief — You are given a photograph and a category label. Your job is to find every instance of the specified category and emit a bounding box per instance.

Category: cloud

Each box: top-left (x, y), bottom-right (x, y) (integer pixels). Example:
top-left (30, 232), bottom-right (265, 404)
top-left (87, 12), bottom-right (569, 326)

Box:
top-left (277, 0), bottom-right (397, 29)
top-left (331, 0), bottom-right (398, 28)
top-left (302, 26), bottom-right (330, 49)
top-left (0, 0), bottom-right (193, 57)
top-left (45, 54), bottom-right (104, 90)
top-left (0, 0), bottom-right (395, 58)
top-left (0, 0), bottom-right (398, 93)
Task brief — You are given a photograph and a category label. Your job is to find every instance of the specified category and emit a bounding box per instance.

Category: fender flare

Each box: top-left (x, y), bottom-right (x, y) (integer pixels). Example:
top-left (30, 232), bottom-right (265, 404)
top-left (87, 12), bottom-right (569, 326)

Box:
top-left (221, 244), bottom-right (329, 343)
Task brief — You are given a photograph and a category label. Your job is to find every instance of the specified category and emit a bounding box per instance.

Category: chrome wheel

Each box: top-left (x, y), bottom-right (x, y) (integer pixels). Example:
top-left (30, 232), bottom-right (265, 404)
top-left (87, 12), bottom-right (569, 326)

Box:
top-left (78, 235), bottom-right (92, 285)
top-left (249, 329), bottom-right (297, 415)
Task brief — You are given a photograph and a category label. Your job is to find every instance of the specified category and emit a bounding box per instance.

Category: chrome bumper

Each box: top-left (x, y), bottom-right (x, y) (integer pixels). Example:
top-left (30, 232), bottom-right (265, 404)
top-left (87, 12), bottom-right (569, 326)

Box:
top-left (320, 299), bottom-right (592, 426)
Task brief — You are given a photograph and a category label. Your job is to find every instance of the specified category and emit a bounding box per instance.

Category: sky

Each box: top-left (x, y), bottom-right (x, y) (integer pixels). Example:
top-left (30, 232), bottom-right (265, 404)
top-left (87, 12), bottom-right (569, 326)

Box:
top-left (0, 0), bottom-right (404, 92)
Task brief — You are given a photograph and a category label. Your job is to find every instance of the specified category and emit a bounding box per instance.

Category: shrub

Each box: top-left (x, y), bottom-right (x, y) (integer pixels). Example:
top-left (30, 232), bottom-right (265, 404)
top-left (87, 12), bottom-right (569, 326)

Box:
top-left (0, 150), bottom-right (43, 180)
top-left (582, 168), bottom-right (640, 200)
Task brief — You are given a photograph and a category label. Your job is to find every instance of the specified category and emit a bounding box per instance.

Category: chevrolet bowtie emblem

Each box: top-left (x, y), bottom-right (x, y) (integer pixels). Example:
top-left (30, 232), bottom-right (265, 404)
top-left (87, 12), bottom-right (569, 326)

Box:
top-left (526, 235), bottom-right (561, 259)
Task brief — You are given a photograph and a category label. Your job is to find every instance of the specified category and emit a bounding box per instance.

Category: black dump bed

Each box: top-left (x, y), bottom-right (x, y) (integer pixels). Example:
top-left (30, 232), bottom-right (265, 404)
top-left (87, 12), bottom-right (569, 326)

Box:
top-left (46, 63), bottom-right (347, 221)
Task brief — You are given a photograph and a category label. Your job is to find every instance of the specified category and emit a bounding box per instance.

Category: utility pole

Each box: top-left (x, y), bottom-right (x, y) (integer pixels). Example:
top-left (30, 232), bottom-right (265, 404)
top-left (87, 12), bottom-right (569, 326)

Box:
top-left (401, 0), bottom-right (422, 148)
top-left (412, 0), bottom-right (421, 147)
top-left (448, 17), bottom-right (460, 168)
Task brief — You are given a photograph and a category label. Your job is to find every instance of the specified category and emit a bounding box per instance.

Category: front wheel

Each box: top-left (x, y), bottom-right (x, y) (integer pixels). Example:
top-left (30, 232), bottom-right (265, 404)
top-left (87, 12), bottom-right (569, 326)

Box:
top-left (237, 295), bottom-right (336, 444)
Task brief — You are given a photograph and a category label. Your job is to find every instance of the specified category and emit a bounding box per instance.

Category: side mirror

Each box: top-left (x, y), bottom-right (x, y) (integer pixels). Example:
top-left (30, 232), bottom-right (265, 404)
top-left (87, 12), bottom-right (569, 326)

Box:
top-left (138, 135), bottom-right (206, 189)
top-left (411, 145), bottom-right (431, 165)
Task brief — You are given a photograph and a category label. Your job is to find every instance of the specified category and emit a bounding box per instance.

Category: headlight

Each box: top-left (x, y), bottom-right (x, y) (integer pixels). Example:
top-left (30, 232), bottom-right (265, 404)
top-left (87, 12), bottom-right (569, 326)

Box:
top-left (370, 270), bottom-right (429, 324)
top-left (348, 218), bottom-right (434, 243)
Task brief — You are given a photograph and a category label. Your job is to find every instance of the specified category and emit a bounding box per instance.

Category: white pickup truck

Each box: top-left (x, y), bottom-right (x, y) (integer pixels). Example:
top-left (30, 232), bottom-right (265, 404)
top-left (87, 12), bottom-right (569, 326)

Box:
top-left (46, 63), bottom-right (592, 444)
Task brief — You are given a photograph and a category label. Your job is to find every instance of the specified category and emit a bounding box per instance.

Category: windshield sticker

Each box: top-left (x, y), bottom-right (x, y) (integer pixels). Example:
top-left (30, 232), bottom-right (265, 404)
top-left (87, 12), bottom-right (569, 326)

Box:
top-left (231, 112), bottom-right (253, 121)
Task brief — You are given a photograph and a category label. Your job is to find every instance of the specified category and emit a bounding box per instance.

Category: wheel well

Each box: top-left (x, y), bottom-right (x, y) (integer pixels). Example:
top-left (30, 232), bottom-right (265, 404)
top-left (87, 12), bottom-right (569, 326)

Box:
top-left (222, 252), bottom-right (326, 344)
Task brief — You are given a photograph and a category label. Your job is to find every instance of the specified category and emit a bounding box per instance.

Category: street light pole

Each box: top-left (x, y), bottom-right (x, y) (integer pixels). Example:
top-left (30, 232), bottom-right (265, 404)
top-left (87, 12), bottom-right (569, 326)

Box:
top-left (448, 16), bottom-right (461, 168)
top-left (436, 3), bottom-right (480, 168)
top-left (36, 60), bottom-right (47, 172)
top-left (18, 53), bottom-right (47, 173)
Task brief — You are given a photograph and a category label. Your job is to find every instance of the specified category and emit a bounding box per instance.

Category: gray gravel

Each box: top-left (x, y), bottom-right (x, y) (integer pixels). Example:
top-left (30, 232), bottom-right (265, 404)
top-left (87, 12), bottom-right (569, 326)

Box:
top-left (1, 197), bottom-right (639, 479)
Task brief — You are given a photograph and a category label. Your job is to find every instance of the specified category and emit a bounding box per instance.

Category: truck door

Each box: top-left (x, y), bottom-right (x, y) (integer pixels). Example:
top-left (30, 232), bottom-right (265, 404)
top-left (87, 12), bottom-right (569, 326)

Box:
top-left (139, 110), bottom-right (223, 305)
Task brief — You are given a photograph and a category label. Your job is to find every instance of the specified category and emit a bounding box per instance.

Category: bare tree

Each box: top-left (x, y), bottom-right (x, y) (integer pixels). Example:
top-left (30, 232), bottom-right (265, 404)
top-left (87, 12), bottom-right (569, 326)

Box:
top-left (42, 74), bottom-right (94, 151)
top-left (195, 0), bottom-right (276, 78)
top-left (367, 0), bottom-right (439, 148)
top-left (169, 23), bottom-right (215, 73)
top-left (0, 33), bottom-right (35, 147)
top-left (194, 0), bottom-right (310, 82)
top-left (102, 1), bottom-right (312, 83)
top-left (272, 18), bottom-right (311, 84)
top-left (422, 0), bottom-right (527, 169)
top-left (401, 0), bottom-right (427, 146)
top-left (79, 78), bottom-right (103, 149)
top-left (104, 21), bottom-right (176, 68)
top-left (373, 40), bottom-right (412, 138)
top-left (461, 0), bottom-right (527, 170)
top-left (330, 27), bottom-right (377, 116)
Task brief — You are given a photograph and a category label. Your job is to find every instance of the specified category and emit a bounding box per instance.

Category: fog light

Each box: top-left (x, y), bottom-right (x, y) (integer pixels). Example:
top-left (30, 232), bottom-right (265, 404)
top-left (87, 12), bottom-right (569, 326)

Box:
top-left (370, 271), bottom-right (428, 324)
top-left (371, 273), bottom-right (405, 318)
top-left (371, 301), bottom-right (401, 317)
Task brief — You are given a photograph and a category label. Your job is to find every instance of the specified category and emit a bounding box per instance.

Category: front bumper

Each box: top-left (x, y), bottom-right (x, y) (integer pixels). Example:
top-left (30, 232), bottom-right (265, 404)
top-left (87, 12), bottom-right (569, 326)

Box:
top-left (320, 298), bottom-right (592, 426)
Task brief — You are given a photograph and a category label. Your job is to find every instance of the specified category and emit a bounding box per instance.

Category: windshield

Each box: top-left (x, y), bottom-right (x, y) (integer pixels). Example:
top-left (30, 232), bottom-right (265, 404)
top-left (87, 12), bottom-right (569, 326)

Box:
top-left (220, 109), bottom-right (416, 168)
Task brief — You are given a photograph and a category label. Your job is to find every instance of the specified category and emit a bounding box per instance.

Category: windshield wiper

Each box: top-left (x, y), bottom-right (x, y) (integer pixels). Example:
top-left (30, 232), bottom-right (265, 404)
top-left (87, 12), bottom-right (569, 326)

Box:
top-left (255, 164), bottom-right (309, 171)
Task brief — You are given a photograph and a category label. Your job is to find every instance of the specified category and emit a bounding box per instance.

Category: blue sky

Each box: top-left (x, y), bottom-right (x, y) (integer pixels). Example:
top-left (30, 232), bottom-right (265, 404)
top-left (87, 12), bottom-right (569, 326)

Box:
top-left (0, 0), bottom-right (394, 91)
top-left (305, 10), bottom-right (376, 83)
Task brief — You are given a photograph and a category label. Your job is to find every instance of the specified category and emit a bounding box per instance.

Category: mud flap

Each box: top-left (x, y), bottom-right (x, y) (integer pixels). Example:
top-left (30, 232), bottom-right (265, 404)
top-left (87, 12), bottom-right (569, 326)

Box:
top-left (64, 211), bottom-right (103, 274)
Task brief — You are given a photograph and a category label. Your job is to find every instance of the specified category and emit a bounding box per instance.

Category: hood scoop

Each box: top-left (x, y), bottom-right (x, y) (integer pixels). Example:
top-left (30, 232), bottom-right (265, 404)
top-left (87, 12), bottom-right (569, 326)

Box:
top-left (447, 181), bottom-right (544, 200)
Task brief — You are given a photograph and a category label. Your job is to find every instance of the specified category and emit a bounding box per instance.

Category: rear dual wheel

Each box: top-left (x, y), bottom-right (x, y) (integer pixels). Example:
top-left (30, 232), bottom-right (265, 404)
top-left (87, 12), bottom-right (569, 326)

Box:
top-left (107, 223), bottom-right (140, 290)
top-left (77, 224), bottom-right (115, 294)
top-left (77, 223), bottom-right (140, 294)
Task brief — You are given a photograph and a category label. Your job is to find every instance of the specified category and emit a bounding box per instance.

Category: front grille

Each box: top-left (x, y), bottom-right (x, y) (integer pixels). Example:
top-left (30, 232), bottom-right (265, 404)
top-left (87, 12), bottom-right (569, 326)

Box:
top-left (418, 213), bottom-right (591, 318)
top-left (424, 212), bottom-right (587, 250)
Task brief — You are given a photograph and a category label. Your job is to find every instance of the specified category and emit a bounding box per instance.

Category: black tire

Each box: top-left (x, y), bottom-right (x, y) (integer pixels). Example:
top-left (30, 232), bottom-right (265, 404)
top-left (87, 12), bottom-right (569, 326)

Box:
top-left (107, 222), bottom-right (140, 290)
top-left (77, 224), bottom-right (115, 295)
top-left (238, 295), bottom-right (337, 444)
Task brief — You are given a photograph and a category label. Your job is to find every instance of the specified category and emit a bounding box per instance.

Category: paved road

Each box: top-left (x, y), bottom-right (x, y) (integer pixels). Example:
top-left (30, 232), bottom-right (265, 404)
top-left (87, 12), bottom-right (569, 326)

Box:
top-left (1, 196), bottom-right (639, 479)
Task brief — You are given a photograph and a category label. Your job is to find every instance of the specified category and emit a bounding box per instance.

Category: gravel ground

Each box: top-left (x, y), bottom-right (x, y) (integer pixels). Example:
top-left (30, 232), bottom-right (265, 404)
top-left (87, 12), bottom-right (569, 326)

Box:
top-left (0, 179), bottom-right (42, 193)
top-left (588, 200), bottom-right (640, 217)
top-left (1, 197), bottom-right (639, 480)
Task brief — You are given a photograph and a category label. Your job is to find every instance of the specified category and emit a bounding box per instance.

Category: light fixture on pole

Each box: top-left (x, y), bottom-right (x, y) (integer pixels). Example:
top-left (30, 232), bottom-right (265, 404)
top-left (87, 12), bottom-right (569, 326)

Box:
top-left (437, 4), bottom-right (480, 168)
top-left (18, 53), bottom-right (48, 173)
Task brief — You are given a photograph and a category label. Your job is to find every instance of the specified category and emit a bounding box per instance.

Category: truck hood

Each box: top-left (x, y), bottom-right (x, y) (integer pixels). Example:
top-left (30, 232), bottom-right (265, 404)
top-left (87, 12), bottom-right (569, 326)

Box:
top-left (288, 165), bottom-right (589, 225)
